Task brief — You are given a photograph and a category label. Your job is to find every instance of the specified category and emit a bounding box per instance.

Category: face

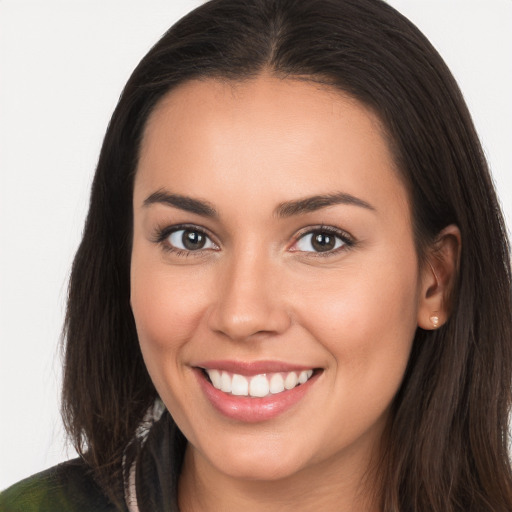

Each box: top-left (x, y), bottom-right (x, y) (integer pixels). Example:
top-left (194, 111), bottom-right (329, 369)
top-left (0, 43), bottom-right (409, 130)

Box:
top-left (131, 75), bottom-right (423, 485)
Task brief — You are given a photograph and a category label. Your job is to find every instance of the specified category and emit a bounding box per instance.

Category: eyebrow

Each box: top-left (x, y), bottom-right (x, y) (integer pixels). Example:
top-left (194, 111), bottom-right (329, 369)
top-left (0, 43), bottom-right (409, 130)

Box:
top-left (143, 189), bottom-right (374, 218)
top-left (143, 190), bottom-right (217, 217)
top-left (275, 192), bottom-right (375, 217)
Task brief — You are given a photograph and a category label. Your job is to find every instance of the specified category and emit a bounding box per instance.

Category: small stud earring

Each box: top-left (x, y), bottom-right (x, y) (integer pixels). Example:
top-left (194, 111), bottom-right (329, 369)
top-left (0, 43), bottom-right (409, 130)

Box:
top-left (429, 314), bottom-right (440, 328)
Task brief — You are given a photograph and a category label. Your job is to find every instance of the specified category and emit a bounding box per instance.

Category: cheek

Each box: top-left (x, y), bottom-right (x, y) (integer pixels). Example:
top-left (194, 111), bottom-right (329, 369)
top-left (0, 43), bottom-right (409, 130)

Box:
top-left (130, 262), bottom-right (210, 426)
top-left (129, 251), bottom-right (213, 407)
top-left (131, 263), bottom-right (207, 350)
top-left (295, 253), bottom-right (419, 406)
top-left (299, 258), bottom-right (418, 340)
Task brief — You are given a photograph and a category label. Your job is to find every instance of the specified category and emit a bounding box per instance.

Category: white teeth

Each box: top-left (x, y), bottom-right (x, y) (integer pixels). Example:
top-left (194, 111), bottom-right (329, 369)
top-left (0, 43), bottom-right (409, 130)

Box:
top-left (269, 373), bottom-right (285, 394)
top-left (209, 369), bottom-right (222, 389)
top-left (231, 374), bottom-right (249, 396)
top-left (298, 370), bottom-right (311, 384)
top-left (249, 374), bottom-right (270, 397)
top-left (205, 368), bottom-right (315, 397)
top-left (220, 372), bottom-right (232, 393)
top-left (284, 372), bottom-right (298, 390)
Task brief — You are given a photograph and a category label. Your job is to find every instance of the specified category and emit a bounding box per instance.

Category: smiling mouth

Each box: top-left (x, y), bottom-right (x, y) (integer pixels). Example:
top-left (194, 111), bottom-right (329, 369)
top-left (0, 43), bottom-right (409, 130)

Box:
top-left (200, 368), bottom-right (317, 398)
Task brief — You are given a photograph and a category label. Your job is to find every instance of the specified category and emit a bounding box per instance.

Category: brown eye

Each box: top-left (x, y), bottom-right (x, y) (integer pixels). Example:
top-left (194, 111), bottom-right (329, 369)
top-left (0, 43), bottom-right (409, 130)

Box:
top-left (182, 230), bottom-right (206, 250)
top-left (294, 229), bottom-right (347, 253)
top-left (311, 232), bottom-right (336, 252)
top-left (167, 228), bottom-right (215, 251)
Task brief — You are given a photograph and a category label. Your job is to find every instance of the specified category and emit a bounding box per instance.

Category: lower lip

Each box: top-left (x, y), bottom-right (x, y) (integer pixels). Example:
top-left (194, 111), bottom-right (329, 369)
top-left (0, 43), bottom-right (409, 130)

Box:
top-left (194, 369), bottom-right (320, 423)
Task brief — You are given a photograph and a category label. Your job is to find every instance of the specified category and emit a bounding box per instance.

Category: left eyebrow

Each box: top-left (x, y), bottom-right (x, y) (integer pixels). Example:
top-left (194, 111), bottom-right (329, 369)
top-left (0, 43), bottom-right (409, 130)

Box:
top-left (274, 192), bottom-right (375, 218)
top-left (143, 189), bottom-right (217, 217)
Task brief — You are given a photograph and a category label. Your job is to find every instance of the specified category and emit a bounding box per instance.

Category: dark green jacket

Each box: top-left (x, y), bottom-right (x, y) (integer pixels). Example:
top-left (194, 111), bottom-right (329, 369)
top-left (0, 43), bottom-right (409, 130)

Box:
top-left (1, 413), bottom-right (185, 512)
top-left (0, 459), bottom-right (120, 512)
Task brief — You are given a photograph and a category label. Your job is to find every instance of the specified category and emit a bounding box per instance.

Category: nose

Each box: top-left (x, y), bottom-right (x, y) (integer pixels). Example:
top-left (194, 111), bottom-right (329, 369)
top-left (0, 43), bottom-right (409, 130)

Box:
top-left (207, 251), bottom-right (291, 341)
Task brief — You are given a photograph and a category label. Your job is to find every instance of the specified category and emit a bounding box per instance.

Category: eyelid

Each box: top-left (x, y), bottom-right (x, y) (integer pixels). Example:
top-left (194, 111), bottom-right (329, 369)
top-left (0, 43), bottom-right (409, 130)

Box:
top-left (150, 223), bottom-right (355, 257)
top-left (152, 223), bottom-right (219, 253)
top-left (289, 225), bottom-right (355, 255)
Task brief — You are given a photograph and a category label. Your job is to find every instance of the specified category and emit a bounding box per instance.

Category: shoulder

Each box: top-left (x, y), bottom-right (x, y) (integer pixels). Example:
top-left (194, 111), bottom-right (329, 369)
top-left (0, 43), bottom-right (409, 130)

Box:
top-left (0, 458), bottom-right (121, 512)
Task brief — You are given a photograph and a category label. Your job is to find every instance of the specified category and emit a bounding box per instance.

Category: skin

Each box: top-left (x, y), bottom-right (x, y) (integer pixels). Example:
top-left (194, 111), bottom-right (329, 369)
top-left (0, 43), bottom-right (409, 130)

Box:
top-left (130, 75), bottom-right (456, 511)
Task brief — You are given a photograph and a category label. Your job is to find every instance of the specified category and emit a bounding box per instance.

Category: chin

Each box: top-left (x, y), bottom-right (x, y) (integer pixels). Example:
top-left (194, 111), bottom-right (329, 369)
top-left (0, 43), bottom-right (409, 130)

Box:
top-left (200, 439), bottom-right (310, 482)
top-left (219, 457), bottom-right (304, 482)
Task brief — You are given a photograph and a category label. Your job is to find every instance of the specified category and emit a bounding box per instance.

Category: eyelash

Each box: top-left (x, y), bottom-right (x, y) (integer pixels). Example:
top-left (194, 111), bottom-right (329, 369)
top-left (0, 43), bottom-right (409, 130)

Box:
top-left (152, 224), bottom-right (218, 258)
top-left (290, 225), bottom-right (355, 257)
top-left (152, 224), bottom-right (355, 258)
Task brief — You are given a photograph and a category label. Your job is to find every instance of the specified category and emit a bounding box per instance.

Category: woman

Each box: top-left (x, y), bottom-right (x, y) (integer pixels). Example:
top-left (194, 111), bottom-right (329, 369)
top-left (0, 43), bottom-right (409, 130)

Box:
top-left (2, 0), bottom-right (511, 510)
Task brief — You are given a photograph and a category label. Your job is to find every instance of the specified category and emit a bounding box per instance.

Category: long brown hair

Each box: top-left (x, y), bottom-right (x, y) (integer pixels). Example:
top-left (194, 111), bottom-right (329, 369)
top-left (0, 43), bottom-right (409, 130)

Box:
top-left (62, 0), bottom-right (512, 509)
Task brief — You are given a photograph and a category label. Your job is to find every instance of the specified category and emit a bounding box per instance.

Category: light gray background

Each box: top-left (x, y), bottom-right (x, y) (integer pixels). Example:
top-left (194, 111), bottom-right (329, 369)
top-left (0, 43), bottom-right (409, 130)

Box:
top-left (1, 0), bottom-right (511, 490)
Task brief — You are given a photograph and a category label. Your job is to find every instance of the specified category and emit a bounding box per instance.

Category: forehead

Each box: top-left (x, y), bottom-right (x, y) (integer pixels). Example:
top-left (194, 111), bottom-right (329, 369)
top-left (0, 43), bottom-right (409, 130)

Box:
top-left (135, 75), bottom-right (409, 220)
top-left (141, 75), bottom-right (389, 160)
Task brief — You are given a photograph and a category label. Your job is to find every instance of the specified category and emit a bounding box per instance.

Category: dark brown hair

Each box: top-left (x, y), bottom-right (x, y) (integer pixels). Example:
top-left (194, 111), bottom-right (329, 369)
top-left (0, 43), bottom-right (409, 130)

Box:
top-left (62, 0), bottom-right (512, 510)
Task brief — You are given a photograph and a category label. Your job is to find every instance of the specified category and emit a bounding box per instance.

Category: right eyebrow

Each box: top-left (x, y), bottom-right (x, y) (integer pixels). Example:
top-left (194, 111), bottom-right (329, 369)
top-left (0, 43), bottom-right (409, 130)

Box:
top-left (143, 189), bottom-right (218, 218)
top-left (275, 191), bottom-right (375, 217)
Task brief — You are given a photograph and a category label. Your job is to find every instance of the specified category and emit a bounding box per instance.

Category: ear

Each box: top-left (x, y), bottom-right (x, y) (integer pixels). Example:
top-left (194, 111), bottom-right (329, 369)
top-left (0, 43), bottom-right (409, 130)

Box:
top-left (417, 224), bottom-right (461, 330)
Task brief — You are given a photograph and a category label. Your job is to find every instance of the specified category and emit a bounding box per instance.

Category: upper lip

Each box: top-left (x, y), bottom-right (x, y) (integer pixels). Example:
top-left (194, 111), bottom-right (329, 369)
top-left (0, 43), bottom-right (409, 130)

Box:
top-left (194, 360), bottom-right (318, 376)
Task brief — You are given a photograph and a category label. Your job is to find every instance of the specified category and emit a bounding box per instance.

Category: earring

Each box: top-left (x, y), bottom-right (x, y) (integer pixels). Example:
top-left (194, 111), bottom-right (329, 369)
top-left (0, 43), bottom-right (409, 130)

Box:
top-left (429, 314), bottom-right (440, 328)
